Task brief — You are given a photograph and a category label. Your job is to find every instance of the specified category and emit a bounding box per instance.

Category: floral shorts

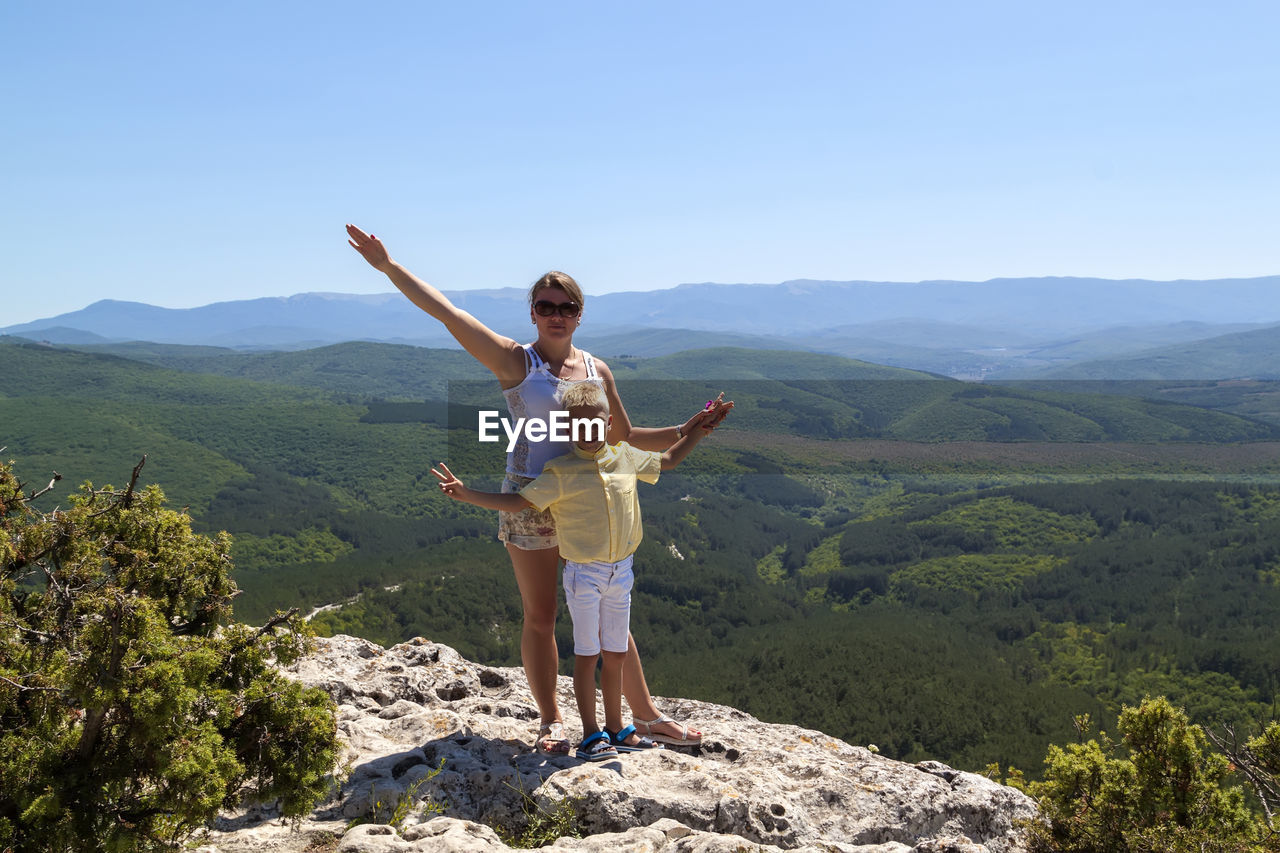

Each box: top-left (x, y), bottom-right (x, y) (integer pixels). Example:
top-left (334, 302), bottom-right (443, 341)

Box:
top-left (497, 474), bottom-right (558, 551)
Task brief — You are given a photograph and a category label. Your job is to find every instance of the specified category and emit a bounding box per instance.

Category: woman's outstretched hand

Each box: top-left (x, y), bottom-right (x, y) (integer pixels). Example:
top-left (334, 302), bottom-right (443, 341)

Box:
top-left (704, 392), bottom-right (734, 430)
top-left (346, 224), bottom-right (393, 271)
top-left (682, 392), bottom-right (734, 436)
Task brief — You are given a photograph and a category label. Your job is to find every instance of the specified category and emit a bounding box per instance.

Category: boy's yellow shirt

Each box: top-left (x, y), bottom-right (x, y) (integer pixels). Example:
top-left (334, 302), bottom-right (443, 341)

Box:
top-left (519, 441), bottom-right (661, 564)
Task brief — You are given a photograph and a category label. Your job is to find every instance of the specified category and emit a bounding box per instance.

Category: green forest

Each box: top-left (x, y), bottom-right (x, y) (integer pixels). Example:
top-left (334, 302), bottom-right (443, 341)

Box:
top-left (3, 336), bottom-right (1279, 779)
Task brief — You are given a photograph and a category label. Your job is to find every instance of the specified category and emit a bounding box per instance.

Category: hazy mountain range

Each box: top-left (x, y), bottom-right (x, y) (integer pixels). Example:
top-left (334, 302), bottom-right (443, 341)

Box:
top-left (6, 275), bottom-right (1280, 379)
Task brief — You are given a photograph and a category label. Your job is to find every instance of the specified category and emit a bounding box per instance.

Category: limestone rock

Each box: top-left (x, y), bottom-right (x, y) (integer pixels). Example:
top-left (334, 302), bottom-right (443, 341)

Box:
top-left (194, 635), bottom-right (1036, 853)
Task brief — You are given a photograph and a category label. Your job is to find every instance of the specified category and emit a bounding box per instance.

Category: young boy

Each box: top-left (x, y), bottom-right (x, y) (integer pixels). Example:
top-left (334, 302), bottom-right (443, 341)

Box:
top-left (431, 380), bottom-right (713, 761)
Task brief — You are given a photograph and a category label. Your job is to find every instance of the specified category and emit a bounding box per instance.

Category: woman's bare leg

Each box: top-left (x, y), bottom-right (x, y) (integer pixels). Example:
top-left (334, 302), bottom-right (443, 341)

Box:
top-left (508, 544), bottom-right (563, 727)
top-left (620, 632), bottom-right (657, 718)
top-left (621, 632), bottom-right (701, 744)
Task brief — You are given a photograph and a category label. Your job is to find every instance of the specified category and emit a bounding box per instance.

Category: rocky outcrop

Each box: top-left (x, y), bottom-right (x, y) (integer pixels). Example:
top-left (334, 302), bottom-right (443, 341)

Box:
top-left (194, 635), bottom-right (1036, 853)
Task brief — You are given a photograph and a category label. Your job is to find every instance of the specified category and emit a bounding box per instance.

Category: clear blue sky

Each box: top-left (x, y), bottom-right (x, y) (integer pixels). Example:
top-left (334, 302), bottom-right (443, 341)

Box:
top-left (5, 1), bottom-right (1278, 324)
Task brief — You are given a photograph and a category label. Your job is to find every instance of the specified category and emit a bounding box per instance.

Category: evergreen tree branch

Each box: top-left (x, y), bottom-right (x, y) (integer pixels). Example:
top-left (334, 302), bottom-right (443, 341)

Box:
top-left (26, 472), bottom-right (62, 501)
top-left (0, 673), bottom-right (59, 693)
top-left (1207, 724), bottom-right (1278, 831)
top-left (122, 455), bottom-right (146, 508)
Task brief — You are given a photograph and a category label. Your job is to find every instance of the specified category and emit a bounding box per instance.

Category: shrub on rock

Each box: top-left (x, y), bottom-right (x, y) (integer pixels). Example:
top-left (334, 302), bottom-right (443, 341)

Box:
top-left (0, 457), bottom-right (340, 851)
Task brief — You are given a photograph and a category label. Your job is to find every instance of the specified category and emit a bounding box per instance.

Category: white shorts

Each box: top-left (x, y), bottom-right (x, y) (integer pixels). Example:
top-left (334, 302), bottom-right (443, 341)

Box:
top-left (562, 555), bottom-right (634, 656)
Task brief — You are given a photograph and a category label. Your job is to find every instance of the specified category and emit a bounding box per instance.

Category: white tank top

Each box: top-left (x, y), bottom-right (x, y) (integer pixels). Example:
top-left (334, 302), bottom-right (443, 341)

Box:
top-left (502, 344), bottom-right (602, 477)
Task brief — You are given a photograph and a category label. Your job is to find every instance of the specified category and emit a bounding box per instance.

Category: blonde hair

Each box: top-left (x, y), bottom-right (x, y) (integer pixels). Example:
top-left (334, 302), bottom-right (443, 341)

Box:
top-left (561, 380), bottom-right (608, 415)
top-left (529, 271), bottom-right (584, 307)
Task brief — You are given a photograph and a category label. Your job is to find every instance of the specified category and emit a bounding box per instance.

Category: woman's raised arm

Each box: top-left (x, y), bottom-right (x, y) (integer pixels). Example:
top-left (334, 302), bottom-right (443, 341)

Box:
top-left (596, 360), bottom-right (733, 451)
top-left (346, 224), bottom-right (525, 383)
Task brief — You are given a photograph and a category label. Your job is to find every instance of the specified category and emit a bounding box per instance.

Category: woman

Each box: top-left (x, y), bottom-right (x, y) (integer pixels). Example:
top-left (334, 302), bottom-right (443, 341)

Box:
top-left (346, 224), bottom-right (729, 753)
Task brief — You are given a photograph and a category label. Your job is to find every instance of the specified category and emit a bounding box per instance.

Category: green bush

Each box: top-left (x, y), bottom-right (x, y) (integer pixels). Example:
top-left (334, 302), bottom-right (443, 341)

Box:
top-left (0, 457), bottom-right (340, 851)
top-left (1023, 696), bottom-right (1271, 852)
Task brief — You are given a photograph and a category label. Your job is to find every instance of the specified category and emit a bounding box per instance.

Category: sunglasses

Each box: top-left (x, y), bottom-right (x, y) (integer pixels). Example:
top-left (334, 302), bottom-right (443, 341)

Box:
top-left (533, 299), bottom-right (582, 318)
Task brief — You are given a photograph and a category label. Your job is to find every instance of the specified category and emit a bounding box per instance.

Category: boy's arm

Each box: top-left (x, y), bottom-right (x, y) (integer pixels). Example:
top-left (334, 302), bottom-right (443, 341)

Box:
top-left (431, 463), bottom-right (532, 512)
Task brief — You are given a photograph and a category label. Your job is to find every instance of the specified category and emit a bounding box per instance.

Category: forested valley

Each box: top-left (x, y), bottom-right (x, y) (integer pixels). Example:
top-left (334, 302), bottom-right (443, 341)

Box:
top-left (3, 336), bottom-right (1279, 778)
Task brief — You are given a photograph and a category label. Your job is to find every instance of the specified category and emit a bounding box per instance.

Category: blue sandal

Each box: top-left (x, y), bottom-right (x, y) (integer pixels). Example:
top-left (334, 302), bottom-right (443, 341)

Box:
top-left (576, 731), bottom-right (619, 762)
top-left (607, 724), bottom-right (664, 753)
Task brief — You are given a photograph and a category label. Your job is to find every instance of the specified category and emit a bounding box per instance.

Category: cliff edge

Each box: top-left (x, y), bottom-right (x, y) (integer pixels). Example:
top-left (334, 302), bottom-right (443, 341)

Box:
top-left (195, 634), bottom-right (1036, 852)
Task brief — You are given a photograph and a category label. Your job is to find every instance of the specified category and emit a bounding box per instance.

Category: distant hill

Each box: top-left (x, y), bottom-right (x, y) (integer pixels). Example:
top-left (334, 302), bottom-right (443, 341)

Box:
top-left (1034, 324), bottom-right (1280, 381)
top-left (53, 340), bottom-right (495, 402)
top-left (6, 326), bottom-right (117, 345)
top-left (619, 346), bottom-right (935, 381)
top-left (2, 293), bottom-right (469, 351)
top-left (6, 275), bottom-right (1280, 378)
top-left (33, 341), bottom-right (934, 403)
top-left (582, 276), bottom-right (1280, 336)
top-left (575, 327), bottom-right (812, 359)
top-left (982, 321), bottom-right (1272, 379)
top-left (5, 339), bottom-right (1275, 449)
top-left (758, 320), bottom-right (1275, 380)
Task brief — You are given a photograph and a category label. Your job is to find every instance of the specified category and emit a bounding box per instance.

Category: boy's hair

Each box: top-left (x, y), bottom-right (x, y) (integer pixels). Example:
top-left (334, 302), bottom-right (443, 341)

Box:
top-left (561, 380), bottom-right (609, 415)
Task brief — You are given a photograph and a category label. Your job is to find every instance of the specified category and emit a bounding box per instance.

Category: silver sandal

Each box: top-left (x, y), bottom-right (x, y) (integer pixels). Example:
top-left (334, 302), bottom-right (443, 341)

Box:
top-left (536, 720), bottom-right (571, 754)
top-left (633, 713), bottom-right (701, 746)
